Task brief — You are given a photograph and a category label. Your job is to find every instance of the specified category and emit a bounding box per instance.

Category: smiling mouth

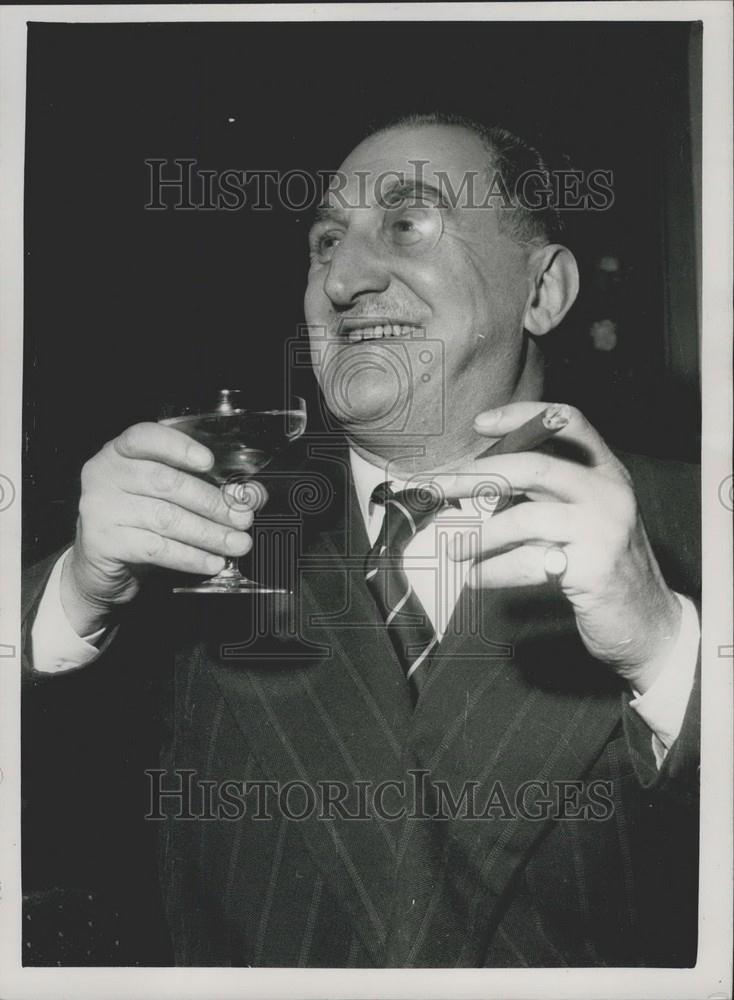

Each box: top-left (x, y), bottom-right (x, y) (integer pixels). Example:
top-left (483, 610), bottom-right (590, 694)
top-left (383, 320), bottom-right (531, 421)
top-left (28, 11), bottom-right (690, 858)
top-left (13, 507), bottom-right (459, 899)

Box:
top-left (337, 317), bottom-right (426, 342)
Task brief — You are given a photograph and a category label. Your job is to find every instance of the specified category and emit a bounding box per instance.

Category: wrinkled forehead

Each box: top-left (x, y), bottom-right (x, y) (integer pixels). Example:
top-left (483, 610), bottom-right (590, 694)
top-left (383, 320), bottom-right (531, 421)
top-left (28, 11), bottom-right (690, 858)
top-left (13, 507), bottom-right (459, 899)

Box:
top-left (323, 123), bottom-right (493, 210)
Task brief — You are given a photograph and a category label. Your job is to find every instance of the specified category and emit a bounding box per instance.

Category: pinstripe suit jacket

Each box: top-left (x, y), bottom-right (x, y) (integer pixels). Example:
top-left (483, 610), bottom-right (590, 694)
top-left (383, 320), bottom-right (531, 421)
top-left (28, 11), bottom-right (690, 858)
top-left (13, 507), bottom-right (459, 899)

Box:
top-left (22, 445), bottom-right (700, 968)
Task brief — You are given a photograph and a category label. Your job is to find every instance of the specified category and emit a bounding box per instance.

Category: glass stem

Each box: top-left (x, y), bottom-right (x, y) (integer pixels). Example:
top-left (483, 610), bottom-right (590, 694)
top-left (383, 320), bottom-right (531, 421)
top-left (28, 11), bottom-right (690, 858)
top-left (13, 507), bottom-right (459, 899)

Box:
top-left (219, 557), bottom-right (242, 578)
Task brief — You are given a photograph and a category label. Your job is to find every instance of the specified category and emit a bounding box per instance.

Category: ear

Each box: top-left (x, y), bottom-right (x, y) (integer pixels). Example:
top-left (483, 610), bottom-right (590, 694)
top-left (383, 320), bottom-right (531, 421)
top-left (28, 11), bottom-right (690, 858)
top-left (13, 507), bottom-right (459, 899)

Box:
top-left (523, 244), bottom-right (580, 336)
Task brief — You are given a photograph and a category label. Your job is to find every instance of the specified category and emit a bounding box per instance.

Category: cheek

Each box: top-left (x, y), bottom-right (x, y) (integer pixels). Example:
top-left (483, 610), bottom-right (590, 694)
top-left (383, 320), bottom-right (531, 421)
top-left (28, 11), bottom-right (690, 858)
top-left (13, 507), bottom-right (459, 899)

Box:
top-left (304, 268), bottom-right (326, 323)
top-left (419, 242), bottom-right (492, 313)
top-left (419, 258), bottom-right (491, 349)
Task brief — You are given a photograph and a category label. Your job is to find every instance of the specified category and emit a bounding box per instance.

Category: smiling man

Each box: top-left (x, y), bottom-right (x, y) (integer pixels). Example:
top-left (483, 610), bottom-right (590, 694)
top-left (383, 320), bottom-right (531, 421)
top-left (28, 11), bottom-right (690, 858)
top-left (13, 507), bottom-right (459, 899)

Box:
top-left (22, 113), bottom-right (701, 967)
top-left (306, 120), bottom-right (570, 471)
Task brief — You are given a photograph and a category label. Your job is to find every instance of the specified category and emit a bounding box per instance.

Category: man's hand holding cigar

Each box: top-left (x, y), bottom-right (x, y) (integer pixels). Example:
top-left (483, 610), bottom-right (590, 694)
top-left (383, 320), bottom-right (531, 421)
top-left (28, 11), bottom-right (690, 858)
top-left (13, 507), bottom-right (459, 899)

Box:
top-left (436, 401), bottom-right (683, 693)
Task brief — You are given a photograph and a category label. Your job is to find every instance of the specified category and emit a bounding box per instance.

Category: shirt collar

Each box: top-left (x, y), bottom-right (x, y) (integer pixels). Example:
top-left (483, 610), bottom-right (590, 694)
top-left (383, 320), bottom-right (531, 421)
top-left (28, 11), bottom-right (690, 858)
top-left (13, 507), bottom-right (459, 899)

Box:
top-left (348, 447), bottom-right (476, 545)
top-left (348, 447), bottom-right (406, 532)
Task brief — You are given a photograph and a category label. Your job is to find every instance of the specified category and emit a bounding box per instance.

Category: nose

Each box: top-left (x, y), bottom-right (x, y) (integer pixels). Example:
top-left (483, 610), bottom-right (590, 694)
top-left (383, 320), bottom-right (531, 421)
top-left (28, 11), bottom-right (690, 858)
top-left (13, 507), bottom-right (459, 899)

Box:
top-left (322, 227), bottom-right (390, 309)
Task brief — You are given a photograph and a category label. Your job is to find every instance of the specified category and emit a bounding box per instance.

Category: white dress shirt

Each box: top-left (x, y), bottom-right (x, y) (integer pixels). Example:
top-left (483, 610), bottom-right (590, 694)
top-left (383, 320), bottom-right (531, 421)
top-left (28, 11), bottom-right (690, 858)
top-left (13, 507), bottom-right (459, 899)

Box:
top-left (31, 446), bottom-right (699, 768)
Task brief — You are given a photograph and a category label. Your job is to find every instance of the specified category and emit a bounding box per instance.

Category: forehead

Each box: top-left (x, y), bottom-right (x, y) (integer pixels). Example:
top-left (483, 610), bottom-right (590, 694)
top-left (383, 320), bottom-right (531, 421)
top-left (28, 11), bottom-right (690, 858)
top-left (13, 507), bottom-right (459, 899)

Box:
top-left (329, 124), bottom-right (491, 206)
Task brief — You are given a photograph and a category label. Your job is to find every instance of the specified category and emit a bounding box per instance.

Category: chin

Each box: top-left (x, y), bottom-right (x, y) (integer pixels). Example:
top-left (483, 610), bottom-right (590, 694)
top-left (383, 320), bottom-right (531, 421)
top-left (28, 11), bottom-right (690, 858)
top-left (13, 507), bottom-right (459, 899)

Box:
top-left (320, 368), bottom-right (410, 434)
top-left (323, 397), bottom-right (400, 434)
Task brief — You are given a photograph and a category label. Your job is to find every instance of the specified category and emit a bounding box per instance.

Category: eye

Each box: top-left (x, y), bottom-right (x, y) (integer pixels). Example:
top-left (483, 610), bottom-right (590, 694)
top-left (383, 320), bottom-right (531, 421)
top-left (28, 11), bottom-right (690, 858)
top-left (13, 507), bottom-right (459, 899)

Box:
top-left (393, 217), bottom-right (419, 236)
top-left (308, 227), bottom-right (343, 264)
top-left (382, 205), bottom-right (443, 251)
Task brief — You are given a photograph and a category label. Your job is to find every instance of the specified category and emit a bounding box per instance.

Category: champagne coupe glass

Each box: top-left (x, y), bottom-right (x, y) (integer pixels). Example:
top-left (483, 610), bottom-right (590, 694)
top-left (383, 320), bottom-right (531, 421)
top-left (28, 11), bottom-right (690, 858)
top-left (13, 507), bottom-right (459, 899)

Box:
top-left (159, 388), bottom-right (307, 594)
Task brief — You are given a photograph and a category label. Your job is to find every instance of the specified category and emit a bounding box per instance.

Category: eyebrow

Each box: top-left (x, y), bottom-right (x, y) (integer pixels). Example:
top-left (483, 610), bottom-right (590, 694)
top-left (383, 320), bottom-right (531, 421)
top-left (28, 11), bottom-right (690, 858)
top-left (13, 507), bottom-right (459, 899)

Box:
top-left (377, 179), bottom-right (450, 209)
top-left (312, 202), bottom-right (344, 225)
top-left (312, 179), bottom-right (450, 225)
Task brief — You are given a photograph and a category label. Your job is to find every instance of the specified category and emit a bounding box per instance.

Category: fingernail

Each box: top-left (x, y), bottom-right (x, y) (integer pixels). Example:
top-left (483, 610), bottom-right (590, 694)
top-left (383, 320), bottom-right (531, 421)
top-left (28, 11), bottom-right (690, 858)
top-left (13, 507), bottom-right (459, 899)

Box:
top-left (228, 508), bottom-right (251, 527)
top-left (225, 531), bottom-right (249, 554)
top-left (188, 443), bottom-right (212, 469)
top-left (475, 409), bottom-right (502, 428)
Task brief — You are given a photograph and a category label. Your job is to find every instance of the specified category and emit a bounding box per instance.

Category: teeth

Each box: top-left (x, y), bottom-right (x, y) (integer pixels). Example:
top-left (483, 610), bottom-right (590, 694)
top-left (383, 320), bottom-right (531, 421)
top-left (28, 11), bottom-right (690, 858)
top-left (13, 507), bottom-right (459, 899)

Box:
top-left (345, 324), bottom-right (421, 341)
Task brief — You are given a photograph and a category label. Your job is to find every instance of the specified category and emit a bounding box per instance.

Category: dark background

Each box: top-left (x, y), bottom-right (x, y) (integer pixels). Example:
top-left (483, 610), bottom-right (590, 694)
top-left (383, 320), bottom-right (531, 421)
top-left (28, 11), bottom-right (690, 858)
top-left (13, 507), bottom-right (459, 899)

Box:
top-left (23, 20), bottom-right (701, 564)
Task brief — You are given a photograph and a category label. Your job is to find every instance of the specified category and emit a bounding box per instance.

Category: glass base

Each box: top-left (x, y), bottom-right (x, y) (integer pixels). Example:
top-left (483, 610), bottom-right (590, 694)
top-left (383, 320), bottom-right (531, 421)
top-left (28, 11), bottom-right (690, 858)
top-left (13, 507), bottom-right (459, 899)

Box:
top-left (173, 567), bottom-right (290, 595)
top-left (173, 581), bottom-right (290, 594)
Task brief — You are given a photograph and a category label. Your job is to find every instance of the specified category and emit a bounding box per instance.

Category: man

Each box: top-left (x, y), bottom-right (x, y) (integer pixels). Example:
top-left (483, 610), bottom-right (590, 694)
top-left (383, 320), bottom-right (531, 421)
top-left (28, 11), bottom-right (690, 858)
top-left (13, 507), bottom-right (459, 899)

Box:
top-left (22, 114), bottom-right (700, 967)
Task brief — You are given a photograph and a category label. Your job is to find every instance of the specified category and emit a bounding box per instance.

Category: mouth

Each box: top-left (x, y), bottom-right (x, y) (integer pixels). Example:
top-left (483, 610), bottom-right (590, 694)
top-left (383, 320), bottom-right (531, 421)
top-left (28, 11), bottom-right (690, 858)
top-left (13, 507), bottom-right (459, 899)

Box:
top-left (337, 317), bottom-right (426, 343)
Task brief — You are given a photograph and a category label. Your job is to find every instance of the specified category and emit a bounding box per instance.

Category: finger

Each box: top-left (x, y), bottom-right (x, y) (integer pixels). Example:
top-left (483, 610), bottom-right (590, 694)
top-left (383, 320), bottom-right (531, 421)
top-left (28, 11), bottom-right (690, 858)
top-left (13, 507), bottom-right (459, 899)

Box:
top-left (113, 422), bottom-right (213, 472)
top-left (467, 543), bottom-right (557, 590)
top-left (118, 496), bottom-right (253, 558)
top-left (221, 479), bottom-right (269, 514)
top-left (448, 502), bottom-right (581, 562)
top-left (113, 527), bottom-right (228, 576)
top-left (120, 460), bottom-right (260, 527)
top-left (438, 451), bottom-right (599, 504)
top-left (473, 402), bottom-right (617, 469)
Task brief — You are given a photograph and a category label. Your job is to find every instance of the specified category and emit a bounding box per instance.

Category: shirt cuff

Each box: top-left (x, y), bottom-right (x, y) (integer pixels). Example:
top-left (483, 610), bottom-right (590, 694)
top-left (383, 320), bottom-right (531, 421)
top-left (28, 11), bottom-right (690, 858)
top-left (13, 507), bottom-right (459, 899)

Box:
top-left (628, 592), bottom-right (700, 768)
top-left (30, 549), bottom-right (110, 673)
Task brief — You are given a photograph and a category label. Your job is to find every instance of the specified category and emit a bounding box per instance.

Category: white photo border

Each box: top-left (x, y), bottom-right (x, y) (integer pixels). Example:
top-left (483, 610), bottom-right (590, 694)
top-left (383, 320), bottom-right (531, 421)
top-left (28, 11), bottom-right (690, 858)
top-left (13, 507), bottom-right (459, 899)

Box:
top-left (1, 4), bottom-right (731, 998)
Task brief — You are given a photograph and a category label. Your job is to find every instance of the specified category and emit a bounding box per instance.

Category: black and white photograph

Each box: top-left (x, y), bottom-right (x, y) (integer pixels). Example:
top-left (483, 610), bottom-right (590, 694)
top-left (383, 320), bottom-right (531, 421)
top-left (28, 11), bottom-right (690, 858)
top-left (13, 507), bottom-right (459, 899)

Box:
top-left (0, 3), bottom-right (731, 998)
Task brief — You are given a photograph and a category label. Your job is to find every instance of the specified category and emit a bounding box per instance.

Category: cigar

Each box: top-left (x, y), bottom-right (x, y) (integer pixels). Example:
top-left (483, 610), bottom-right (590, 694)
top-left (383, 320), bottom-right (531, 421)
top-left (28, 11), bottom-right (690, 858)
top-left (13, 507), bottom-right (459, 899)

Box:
top-left (477, 403), bottom-right (571, 458)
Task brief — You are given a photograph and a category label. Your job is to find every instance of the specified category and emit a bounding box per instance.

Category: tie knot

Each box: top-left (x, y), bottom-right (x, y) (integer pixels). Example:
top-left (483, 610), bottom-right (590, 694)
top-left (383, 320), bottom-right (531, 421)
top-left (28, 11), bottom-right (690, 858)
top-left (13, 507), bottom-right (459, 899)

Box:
top-left (370, 481), bottom-right (448, 549)
top-left (370, 480), bottom-right (396, 507)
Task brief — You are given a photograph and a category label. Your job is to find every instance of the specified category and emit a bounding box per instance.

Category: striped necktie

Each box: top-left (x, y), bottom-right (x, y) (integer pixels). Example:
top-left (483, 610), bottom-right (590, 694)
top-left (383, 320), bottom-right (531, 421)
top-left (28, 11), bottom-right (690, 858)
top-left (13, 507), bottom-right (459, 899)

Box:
top-left (364, 481), bottom-right (447, 703)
